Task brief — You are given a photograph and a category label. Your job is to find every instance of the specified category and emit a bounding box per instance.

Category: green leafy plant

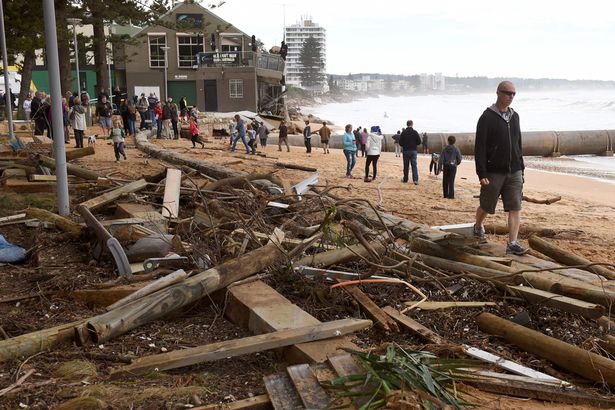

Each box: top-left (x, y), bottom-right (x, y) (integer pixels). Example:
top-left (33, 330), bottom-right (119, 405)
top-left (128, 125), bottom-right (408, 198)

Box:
top-left (322, 345), bottom-right (478, 409)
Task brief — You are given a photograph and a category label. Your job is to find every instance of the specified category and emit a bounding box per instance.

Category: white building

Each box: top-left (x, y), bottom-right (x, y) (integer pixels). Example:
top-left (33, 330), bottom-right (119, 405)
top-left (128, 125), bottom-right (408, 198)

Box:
top-left (420, 72), bottom-right (445, 91)
top-left (284, 18), bottom-right (327, 92)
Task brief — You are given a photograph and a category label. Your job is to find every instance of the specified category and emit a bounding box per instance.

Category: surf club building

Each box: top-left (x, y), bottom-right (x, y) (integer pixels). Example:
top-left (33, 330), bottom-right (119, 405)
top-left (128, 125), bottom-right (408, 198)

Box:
top-left (122, 1), bottom-right (285, 114)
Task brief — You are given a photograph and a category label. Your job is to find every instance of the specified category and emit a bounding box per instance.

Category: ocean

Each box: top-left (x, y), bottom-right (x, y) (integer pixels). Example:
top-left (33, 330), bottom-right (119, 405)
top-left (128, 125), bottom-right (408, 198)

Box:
top-left (305, 89), bottom-right (615, 180)
top-left (306, 89), bottom-right (615, 134)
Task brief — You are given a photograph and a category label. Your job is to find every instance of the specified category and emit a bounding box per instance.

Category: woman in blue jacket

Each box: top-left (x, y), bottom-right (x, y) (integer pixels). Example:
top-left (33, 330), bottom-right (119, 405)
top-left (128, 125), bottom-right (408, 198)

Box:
top-left (342, 124), bottom-right (358, 178)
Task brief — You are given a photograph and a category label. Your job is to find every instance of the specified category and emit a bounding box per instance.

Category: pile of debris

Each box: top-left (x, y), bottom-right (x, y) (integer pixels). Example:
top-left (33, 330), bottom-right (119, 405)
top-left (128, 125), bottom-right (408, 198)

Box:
top-left (1, 131), bottom-right (615, 409)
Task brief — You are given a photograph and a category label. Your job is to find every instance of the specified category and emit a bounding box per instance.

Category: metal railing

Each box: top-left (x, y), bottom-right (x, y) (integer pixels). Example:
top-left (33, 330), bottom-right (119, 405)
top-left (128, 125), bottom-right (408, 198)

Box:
top-left (196, 51), bottom-right (284, 72)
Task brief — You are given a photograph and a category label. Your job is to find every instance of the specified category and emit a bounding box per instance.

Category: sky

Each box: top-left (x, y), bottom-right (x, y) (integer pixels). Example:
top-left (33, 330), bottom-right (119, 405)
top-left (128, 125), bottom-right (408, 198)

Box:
top-left (207, 0), bottom-right (615, 81)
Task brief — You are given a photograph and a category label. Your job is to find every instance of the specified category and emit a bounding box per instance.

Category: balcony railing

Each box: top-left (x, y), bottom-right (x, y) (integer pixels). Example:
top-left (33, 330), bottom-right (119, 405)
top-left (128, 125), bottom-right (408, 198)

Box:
top-left (196, 51), bottom-right (284, 72)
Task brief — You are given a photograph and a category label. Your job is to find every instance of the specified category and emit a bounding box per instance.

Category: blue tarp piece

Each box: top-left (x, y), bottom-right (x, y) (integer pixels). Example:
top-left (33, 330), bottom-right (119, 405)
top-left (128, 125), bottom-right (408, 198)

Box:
top-left (0, 234), bottom-right (27, 263)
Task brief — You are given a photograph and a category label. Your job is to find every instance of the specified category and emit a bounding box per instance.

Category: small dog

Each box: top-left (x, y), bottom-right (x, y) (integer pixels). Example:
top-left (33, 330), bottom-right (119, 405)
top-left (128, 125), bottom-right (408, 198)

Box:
top-left (88, 134), bottom-right (97, 146)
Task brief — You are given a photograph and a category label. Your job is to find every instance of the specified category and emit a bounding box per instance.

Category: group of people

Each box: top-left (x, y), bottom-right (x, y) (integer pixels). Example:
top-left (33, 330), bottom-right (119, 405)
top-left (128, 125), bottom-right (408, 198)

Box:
top-left (341, 124), bottom-right (384, 181)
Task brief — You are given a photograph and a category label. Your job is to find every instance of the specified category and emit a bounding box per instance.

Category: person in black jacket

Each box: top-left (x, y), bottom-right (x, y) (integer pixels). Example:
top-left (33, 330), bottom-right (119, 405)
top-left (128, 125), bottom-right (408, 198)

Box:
top-left (399, 120), bottom-right (422, 184)
top-left (473, 81), bottom-right (527, 255)
top-left (439, 135), bottom-right (462, 199)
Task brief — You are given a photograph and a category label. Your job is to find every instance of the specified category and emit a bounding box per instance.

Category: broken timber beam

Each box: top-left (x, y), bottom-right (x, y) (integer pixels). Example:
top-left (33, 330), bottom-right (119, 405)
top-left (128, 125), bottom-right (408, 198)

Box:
top-left (529, 235), bottom-right (615, 280)
top-left (109, 318), bottom-right (371, 378)
top-left (507, 285), bottom-right (605, 319)
top-left (79, 179), bottom-right (148, 212)
top-left (477, 312), bottom-right (615, 387)
top-left (75, 238), bottom-right (286, 345)
top-left (522, 271), bottom-right (615, 307)
top-left (225, 280), bottom-right (361, 364)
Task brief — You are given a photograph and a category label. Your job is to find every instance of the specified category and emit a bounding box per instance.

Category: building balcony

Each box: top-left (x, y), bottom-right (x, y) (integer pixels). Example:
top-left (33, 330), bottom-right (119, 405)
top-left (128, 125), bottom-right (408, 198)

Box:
top-left (196, 51), bottom-right (284, 72)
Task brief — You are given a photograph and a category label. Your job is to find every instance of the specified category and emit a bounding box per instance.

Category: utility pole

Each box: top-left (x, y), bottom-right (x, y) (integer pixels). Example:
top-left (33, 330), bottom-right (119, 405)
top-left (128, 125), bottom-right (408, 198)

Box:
top-left (0, 0), bottom-right (15, 140)
top-left (67, 18), bottom-right (82, 93)
top-left (43, 0), bottom-right (70, 215)
top-left (161, 46), bottom-right (170, 101)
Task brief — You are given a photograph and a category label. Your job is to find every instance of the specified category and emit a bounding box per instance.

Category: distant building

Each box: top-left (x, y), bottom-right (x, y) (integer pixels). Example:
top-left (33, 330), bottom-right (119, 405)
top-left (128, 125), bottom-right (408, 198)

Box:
top-left (419, 72), bottom-right (445, 91)
top-left (284, 18), bottom-right (327, 92)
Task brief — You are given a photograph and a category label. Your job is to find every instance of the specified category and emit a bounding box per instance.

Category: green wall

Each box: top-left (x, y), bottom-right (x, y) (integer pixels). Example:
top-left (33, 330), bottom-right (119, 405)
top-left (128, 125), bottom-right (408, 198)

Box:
top-left (31, 69), bottom-right (113, 97)
top-left (168, 80), bottom-right (197, 107)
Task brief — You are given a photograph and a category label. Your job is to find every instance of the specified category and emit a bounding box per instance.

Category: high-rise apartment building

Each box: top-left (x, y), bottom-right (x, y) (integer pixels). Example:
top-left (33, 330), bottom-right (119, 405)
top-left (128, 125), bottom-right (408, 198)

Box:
top-left (284, 18), bottom-right (327, 91)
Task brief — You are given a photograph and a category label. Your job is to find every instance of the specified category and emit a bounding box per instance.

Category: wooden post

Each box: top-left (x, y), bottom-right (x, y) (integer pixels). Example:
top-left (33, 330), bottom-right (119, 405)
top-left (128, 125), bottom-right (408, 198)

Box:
top-left (507, 285), bottom-right (605, 319)
top-left (76, 238), bottom-right (287, 345)
top-left (64, 146), bottom-right (95, 161)
top-left (522, 271), bottom-right (615, 306)
top-left (476, 312), bottom-right (615, 387)
top-left (161, 168), bottom-right (182, 218)
top-left (529, 235), bottom-right (615, 280)
top-left (293, 241), bottom-right (386, 269)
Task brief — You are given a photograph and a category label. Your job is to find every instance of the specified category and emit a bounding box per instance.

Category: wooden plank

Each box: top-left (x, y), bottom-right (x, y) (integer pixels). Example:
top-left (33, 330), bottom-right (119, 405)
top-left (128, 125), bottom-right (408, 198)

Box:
top-left (80, 179), bottom-right (148, 211)
top-left (109, 318), bottom-right (371, 378)
top-left (161, 168), bottom-right (182, 218)
top-left (193, 395), bottom-right (272, 410)
top-left (72, 284), bottom-right (146, 307)
top-left (115, 202), bottom-right (167, 233)
top-left (226, 280), bottom-right (360, 364)
top-left (329, 354), bottom-right (365, 377)
top-left (340, 283), bottom-right (398, 332)
top-left (383, 306), bottom-right (448, 345)
top-left (462, 345), bottom-right (565, 384)
top-left (3, 178), bottom-right (55, 193)
top-left (263, 373), bottom-right (303, 410)
top-left (2, 168), bottom-right (27, 178)
top-left (29, 174), bottom-right (78, 182)
top-left (286, 364), bottom-right (331, 410)
top-left (0, 213), bottom-right (26, 223)
top-left (406, 301), bottom-right (497, 310)
top-left (508, 285), bottom-right (605, 319)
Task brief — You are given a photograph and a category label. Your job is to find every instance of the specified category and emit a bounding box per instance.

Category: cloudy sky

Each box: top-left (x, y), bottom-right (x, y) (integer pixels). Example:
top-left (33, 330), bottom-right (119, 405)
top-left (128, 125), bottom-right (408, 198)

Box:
top-left (210, 0), bottom-right (615, 81)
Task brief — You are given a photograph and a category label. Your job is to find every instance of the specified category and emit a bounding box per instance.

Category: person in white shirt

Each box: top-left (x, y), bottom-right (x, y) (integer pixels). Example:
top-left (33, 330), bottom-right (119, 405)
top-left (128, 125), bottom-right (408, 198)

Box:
top-left (22, 94), bottom-right (32, 121)
top-left (364, 131), bottom-right (383, 182)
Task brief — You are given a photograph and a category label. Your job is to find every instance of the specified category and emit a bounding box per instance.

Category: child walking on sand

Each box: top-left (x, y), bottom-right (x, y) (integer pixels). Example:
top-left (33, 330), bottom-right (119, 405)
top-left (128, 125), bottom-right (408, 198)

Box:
top-left (109, 120), bottom-right (127, 162)
top-left (189, 116), bottom-right (204, 148)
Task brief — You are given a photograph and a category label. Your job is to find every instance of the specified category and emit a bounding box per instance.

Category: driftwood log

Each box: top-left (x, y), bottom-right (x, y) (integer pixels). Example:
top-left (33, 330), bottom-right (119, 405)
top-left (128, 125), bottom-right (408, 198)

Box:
top-left (75, 238), bottom-right (287, 345)
top-left (483, 223), bottom-right (557, 238)
top-left (528, 235), bottom-right (615, 280)
top-left (275, 162), bottom-right (317, 172)
top-left (24, 208), bottom-right (84, 239)
top-left (522, 271), bottom-right (615, 306)
top-left (477, 312), bottom-right (615, 387)
top-left (35, 154), bottom-right (100, 180)
top-left (65, 146), bottom-right (95, 161)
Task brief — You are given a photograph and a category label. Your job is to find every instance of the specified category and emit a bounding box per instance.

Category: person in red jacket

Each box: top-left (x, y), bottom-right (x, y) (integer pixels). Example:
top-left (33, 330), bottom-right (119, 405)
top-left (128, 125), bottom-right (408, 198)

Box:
top-left (189, 116), bottom-right (204, 148)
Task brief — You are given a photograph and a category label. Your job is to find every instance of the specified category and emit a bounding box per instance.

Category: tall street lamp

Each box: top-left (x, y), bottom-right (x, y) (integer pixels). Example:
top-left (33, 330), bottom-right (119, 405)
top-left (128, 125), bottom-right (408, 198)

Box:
top-left (67, 18), bottom-right (82, 93)
top-left (0, 0), bottom-right (14, 139)
top-left (161, 46), bottom-right (170, 101)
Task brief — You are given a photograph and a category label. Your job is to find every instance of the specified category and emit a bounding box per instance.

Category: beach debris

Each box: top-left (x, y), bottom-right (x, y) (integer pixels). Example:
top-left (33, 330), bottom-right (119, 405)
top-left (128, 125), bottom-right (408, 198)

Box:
top-left (0, 234), bottom-right (27, 263)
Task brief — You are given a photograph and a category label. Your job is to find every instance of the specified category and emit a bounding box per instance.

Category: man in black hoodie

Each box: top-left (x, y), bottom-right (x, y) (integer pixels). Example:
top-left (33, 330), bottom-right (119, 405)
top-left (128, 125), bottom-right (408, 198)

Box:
top-left (399, 120), bottom-right (422, 184)
top-left (473, 81), bottom-right (527, 255)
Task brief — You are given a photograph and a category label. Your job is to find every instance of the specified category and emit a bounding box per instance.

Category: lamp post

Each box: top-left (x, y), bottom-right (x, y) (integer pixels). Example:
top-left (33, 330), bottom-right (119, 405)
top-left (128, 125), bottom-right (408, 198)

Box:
top-left (107, 21), bottom-right (113, 101)
top-left (67, 18), bottom-right (82, 93)
top-left (161, 46), bottom-right (170, 101)
top-left (0, 0), bottom-right (14, 139)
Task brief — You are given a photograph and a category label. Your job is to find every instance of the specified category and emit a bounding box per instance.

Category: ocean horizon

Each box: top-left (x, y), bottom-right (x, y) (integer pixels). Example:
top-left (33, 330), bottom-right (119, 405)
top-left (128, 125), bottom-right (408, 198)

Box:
top-left (304, 89), bottom-right (615, 134)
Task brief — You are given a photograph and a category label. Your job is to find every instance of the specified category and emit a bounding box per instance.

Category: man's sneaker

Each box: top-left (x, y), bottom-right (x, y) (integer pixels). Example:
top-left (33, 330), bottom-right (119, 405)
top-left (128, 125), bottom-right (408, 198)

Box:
top-left (506, 240), bottom-right (529, 256)
top-left (473, 224), bottom-right (485, 238)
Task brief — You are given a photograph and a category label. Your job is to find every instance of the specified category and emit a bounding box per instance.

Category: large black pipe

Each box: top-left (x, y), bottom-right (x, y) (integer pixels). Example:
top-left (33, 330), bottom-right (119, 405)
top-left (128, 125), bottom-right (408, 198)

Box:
top-left (265, 129), bottom-right (614, 157)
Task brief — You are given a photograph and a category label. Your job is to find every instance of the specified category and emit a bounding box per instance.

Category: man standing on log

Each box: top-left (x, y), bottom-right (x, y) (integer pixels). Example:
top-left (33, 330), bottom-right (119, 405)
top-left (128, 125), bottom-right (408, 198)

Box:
top-left (474, 81), bottom-right (527, 255)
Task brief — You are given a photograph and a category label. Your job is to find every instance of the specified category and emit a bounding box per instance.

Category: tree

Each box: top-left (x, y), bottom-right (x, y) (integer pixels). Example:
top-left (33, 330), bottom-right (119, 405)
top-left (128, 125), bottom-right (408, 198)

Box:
top-left (4, 0), bottom-right (46, 119)
top-left (298, 35), bottom-right (325, 89)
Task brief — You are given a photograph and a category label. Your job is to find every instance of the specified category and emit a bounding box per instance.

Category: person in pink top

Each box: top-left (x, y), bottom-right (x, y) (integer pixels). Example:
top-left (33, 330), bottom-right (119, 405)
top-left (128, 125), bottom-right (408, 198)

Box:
top-left (189, 117), bottom-right (204, 148)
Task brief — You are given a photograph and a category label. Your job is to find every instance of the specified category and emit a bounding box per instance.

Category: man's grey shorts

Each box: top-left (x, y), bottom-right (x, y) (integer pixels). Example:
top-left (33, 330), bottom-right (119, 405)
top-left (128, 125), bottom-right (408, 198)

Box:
top-left (479, 170), bottom-right (523, 214)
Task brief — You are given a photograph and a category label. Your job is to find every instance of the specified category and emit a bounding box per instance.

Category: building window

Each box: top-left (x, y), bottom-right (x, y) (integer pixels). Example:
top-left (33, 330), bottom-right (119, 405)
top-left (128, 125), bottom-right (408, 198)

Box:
top-left (229, 79), bottom-right (243, 98)
top-left (177, 35), bottom-right (204, 67)
top-left (148, 35), bottom-right (166, 68)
